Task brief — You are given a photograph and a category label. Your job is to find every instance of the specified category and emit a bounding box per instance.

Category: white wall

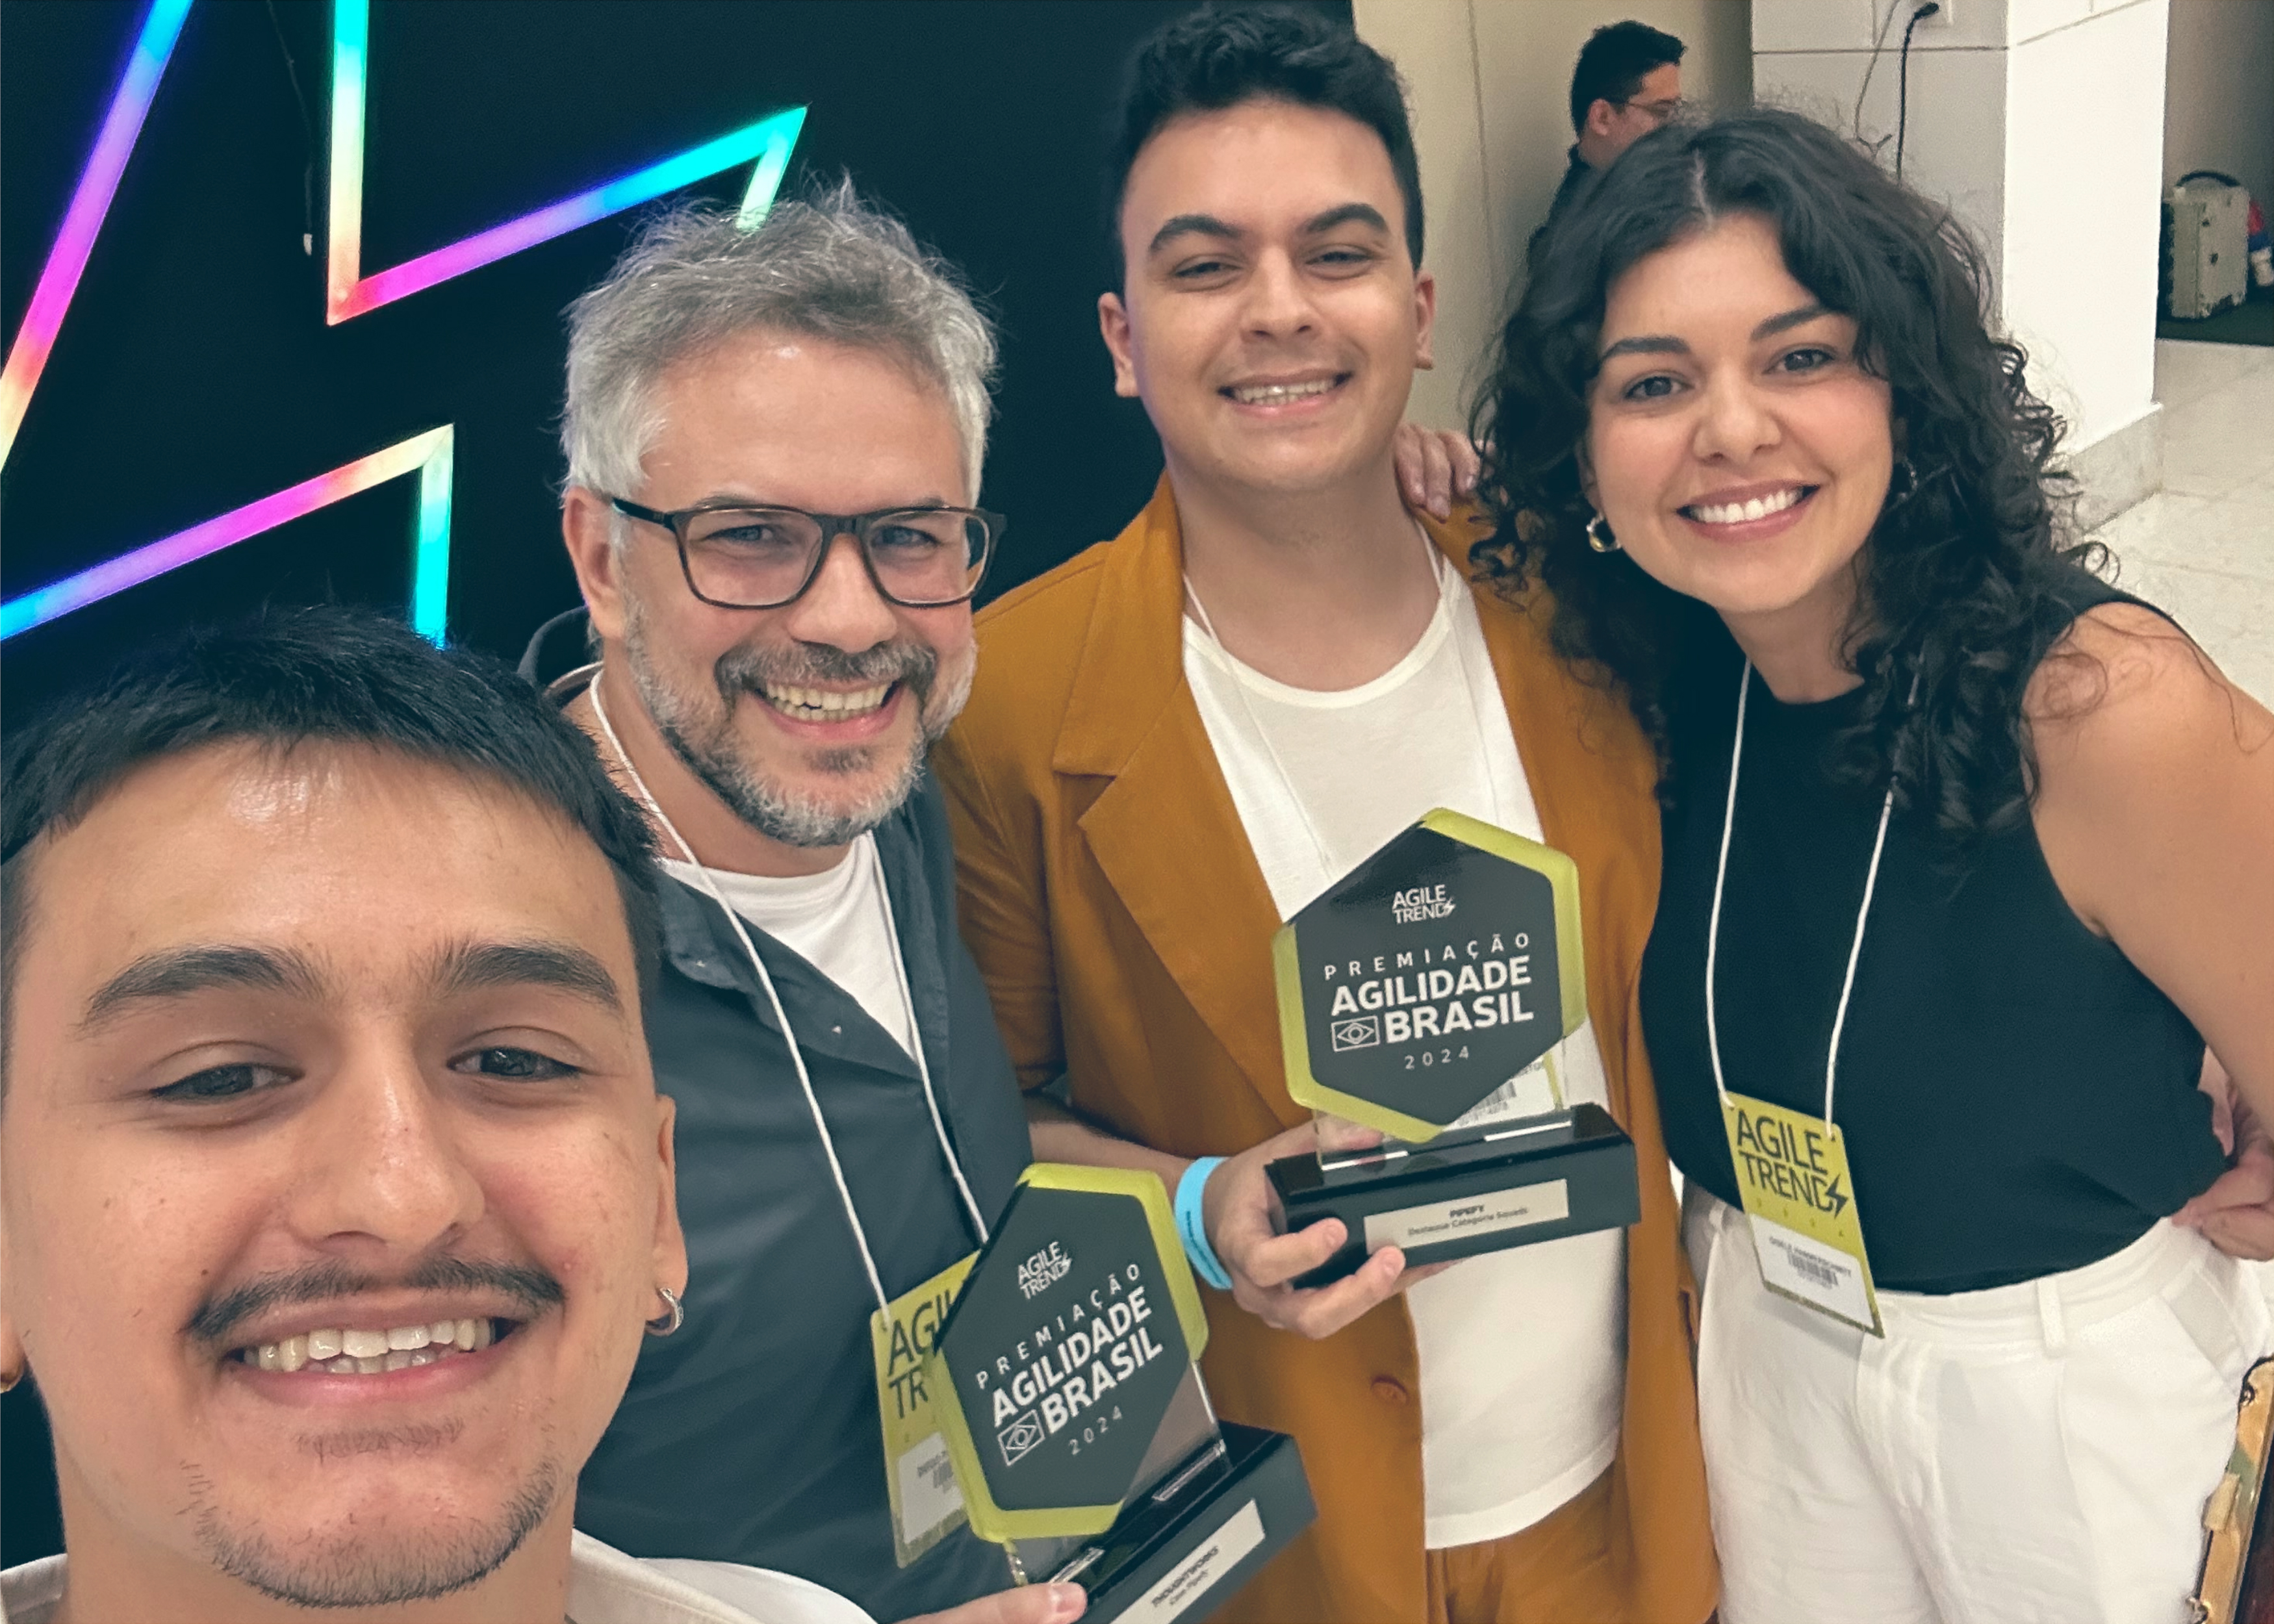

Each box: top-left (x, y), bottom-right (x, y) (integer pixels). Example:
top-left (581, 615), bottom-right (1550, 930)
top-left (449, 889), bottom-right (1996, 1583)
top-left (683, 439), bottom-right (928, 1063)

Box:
top-left (1752, 1), bottom-right (2010, 274)
top-left (1361, 0), bottom-right (2172, 472)
top-left (1754, 0), bottom-right (2169, 463)
top-left (1355, 0), bottom-right (1756, 429)
top-left (2164, 0), bottom-right (2274, 209)
top-left (2004, 1), bottom-right (2168, 449)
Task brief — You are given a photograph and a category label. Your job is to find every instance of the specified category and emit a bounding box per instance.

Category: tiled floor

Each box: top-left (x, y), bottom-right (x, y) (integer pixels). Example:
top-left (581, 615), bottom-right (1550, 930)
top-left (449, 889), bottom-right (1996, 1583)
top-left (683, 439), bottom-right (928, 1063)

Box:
top-left (2089, 340), bottom-right (2274, 704)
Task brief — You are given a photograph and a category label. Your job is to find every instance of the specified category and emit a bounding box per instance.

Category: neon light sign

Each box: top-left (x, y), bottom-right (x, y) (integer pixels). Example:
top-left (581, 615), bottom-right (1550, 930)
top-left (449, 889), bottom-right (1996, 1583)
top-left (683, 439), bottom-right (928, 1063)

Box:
top-left (0, 427), bottom-right (454, 642)
top-left (1, 0), bottom-right (803, 642)
top-left (324, 0), bottom-right (803, 323)
top-left (0, 0), bottom-right (193, 471)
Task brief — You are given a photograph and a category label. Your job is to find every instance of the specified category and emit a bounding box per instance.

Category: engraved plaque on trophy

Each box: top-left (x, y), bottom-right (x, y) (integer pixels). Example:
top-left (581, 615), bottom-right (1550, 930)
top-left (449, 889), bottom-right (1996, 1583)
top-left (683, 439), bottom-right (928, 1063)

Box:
top-left (929, 1165), bottom-right (1316, 1623)
top-left (1264, 809), bottom-right (1641, 1286)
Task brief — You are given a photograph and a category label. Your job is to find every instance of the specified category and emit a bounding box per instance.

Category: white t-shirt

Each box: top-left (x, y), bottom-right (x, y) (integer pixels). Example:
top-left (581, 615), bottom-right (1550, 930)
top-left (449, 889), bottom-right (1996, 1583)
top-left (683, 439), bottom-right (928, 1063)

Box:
top-left (0, 1533), bottom-right (875, 1624)
top-left (662, 834), bottom-right (918, 1060)
top-left (1184, 555), bottom-right (1626, 1551)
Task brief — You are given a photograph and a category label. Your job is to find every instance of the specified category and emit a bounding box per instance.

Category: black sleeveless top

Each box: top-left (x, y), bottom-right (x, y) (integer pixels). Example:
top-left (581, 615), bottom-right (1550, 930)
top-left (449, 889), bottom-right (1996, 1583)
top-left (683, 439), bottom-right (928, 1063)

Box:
top-left (1642, 580), bottom-right (2227, 1293)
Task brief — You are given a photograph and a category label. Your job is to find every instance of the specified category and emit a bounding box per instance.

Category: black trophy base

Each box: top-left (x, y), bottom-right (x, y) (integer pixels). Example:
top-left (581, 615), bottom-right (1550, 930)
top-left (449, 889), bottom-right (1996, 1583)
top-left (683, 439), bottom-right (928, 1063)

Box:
top-left (1036, 1423), bottom-right (1314, 1624)
top-left (1266, 1102), bottom-right (1641, 1287)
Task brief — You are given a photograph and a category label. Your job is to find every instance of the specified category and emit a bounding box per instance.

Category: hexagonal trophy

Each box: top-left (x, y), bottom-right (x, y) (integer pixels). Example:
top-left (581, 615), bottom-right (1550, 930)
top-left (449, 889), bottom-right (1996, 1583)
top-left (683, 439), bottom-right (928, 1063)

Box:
top-left (1264, 809), bottom-right (1640, 1284)
top-left (928, 1164), bottom-right (1315, 1622)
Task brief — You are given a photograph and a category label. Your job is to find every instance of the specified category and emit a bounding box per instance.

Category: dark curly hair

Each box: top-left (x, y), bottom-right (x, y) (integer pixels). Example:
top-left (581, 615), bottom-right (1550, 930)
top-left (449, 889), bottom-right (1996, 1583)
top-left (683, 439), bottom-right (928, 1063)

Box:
top-left (1469, 107), bottom-right (2104, 845)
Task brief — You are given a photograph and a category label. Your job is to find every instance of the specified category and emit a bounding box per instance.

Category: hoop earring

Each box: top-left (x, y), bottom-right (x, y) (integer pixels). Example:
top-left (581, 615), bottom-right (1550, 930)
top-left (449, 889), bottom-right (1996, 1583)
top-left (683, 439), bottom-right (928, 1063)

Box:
top-left (645, 1284), bottom-right (683, 1338)
top-left (1886, 458), bottom-right (1919, 506)
top-left (1585, 512), bottom-right (1621, 553)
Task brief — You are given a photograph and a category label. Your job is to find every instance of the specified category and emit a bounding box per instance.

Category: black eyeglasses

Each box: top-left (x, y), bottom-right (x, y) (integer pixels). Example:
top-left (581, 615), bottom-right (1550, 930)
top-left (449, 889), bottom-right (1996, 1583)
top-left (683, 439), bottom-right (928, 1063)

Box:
top-left (609, 497), bottom-right (1004, 610)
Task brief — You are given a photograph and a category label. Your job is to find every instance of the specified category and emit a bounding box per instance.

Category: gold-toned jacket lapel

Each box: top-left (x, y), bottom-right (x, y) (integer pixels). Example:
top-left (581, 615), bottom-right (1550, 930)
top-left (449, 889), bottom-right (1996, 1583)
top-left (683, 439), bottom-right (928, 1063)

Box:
top-left (1052, 477), bottom-right (1303, 1129)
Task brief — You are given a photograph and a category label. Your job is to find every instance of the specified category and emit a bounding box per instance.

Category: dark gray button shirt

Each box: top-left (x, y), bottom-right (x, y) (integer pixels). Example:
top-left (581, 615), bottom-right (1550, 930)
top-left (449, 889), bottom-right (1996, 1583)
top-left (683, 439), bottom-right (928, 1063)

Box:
top-left (1526, 144), bottom-right (1595, 271)
top-left (522, 613), bottom-right (1029, 1622)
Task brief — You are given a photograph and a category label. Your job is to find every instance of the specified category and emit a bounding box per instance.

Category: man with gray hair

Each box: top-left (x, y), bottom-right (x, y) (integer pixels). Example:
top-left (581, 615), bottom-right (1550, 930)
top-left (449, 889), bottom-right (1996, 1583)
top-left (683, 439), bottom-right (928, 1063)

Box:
top-left (520, 185), bottom-right (1072, 1624)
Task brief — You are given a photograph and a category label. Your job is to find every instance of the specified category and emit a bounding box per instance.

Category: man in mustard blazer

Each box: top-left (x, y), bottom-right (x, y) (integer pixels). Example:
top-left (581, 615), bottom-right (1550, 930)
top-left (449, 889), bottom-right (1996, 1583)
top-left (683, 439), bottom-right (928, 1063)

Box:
top-left (934, 10), bottom-right (1714, 1621)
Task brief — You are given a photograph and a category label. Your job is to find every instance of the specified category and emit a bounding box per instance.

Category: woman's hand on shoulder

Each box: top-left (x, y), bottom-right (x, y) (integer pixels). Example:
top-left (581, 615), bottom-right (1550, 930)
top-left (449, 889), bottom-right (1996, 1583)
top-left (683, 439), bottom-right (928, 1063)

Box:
top-left (2030, 602), bottom-right (2274, 1136)
top-left (1392, 422), bottom-right (1481, 521)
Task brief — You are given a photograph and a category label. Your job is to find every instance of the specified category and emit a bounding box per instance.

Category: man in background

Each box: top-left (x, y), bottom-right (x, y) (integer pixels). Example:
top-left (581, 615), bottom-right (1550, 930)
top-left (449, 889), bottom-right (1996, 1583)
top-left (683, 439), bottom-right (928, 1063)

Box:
top-left (1527, 19), bottom-right (1685, 268)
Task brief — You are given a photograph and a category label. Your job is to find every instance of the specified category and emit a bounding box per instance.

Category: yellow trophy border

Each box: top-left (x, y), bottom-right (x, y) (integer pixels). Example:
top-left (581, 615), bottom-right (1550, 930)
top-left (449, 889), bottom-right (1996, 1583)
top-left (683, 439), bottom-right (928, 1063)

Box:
top-left (927, 1161), bottom-right (1211, 1545)
top-left (1277, 808), bottom-right (1587, 1140)
top-left (1420, 809), bottom-right (1588, 1036)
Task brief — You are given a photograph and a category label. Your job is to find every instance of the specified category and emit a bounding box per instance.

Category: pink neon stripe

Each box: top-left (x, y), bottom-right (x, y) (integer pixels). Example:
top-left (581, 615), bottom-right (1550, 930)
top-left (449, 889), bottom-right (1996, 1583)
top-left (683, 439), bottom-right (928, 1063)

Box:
top-left (328, 114), bottom-right (797, 322)
top-left (0, 0), bottom-right (192, 461)
top-left (334, 192), bottom-right (605, 320)
top-left (6, 435), bottom-right (433, 629)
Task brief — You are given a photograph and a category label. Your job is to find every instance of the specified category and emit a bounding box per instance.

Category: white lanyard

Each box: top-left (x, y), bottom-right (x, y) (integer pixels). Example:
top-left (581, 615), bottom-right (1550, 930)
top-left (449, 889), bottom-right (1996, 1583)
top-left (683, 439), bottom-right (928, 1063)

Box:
top-left (1181, 528), bottom-right (1512, 907)
top-left (1704, 660), bottom-right (1902, 1126)
top-left (587, 673), bottom-right (988, 1317)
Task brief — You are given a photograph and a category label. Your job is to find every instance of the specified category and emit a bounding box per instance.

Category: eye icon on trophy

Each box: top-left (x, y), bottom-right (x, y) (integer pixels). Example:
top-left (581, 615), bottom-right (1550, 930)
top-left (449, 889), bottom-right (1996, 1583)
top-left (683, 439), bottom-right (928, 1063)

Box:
top-left (1329, 1015), bottom-right (1381, 1052)
top-left (995, 1411), bottom-right (1045, 1467)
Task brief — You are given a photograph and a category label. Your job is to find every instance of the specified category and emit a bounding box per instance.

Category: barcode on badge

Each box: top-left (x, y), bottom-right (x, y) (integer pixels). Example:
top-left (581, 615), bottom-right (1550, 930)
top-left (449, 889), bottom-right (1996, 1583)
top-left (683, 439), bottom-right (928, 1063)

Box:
top-left (1788, 1250), bottom-right (1842, 1291)
top-left (1752, 1219), bottom-right (1875, 1328)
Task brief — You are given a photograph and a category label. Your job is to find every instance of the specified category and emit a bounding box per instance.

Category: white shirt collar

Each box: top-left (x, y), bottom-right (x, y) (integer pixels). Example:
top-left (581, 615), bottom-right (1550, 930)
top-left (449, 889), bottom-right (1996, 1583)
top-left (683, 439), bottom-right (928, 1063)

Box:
top-left (0, 1535), bottom-right (874, 1624)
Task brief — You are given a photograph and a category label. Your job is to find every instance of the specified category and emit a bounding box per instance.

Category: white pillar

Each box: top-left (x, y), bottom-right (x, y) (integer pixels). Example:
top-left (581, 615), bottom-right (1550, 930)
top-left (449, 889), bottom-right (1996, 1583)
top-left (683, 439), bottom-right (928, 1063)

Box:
top-left (1753, 0), bottom-right (2171, 527)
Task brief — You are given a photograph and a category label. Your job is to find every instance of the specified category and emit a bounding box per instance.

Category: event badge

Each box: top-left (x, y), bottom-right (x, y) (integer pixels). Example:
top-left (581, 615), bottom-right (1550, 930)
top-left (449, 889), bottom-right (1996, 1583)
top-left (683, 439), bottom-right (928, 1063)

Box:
top-left (1720, 1093), bottom-right (1883, 1336)
top-left (871, 1252), bottom-right (978, 1565)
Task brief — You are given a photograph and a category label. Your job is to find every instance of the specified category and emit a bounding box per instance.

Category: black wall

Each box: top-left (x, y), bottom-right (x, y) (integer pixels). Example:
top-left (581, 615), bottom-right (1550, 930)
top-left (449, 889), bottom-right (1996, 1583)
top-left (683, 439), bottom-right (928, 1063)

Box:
top-left (0, 0), bottom-right (1347, 1566)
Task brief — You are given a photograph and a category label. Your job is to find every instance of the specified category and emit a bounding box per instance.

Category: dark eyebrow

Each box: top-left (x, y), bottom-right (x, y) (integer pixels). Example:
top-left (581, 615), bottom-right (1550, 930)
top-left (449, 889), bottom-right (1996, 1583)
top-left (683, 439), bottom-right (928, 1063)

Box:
top-left (1146, 203), bottom-right (1390, 260)
top-left (81, 945), bottom-right (325, 1030)
top-left (1301, 203), bottom-right (1390, 238)
top-left (1598, 333), bottom-right (1689, 363)
top-left (1598, 303), bottom-right (1838, 366)
top-left (429, 939), bottom-right (623, 1014)
top-left (1147, 212), bottom-right (1241, 257)
top-left (1754, 302), bottom-right (1832, 340)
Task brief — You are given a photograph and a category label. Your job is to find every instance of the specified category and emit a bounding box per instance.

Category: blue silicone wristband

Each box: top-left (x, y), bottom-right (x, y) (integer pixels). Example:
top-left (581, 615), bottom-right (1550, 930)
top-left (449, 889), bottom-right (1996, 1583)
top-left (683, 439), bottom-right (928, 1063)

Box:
top-left (1174, 1156), bottom-right (1234, 1291)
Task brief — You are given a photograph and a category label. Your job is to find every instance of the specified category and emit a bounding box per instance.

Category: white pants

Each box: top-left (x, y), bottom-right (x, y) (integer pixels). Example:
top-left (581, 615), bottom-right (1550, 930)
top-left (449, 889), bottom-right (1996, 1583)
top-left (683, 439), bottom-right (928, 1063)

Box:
top-left (1683, 1187), bottom-right (2269, 1624)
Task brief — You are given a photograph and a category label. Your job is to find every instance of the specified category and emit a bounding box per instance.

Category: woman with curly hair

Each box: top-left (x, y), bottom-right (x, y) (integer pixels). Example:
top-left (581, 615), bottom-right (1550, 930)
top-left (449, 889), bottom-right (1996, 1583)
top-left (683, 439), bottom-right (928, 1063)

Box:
top-left (1473, 108), bottom-right (2272, 1622)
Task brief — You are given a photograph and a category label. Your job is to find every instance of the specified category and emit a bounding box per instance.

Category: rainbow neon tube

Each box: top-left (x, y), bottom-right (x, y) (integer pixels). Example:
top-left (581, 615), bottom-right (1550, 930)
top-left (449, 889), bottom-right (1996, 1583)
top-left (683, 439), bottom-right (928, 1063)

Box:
top-left (0, 0), bottom-right (193, 469)
top-left (1, 427), bottom-right (455, 643)
top-left (4, 0), bottom-right (802, 642)
top-left (327, 0), bottom-right (804, 323)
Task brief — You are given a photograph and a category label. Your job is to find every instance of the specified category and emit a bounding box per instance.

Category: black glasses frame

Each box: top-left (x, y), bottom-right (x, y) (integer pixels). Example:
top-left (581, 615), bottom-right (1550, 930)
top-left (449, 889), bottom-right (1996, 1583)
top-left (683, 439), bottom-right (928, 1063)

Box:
top-left (1619, 93), bottom-right (1685, 125)
top-left (609, 496), bottom-right (1004, 609)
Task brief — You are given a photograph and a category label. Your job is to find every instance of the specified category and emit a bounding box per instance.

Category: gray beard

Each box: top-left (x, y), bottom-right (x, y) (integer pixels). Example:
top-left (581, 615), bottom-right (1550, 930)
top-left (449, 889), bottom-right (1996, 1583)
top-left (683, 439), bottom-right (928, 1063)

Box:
top-left (622, 602), bottom-right (973, 849)
top-left (192, 1449), bottom-right (559, 1608)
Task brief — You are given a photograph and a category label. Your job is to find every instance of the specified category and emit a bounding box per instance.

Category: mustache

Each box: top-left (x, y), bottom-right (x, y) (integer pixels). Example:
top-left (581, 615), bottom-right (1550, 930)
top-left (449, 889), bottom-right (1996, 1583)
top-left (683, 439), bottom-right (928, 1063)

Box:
top-left (714, 637), bottom-right (939, 704)
top-left (184, 1256), bottom-right (565, 1348)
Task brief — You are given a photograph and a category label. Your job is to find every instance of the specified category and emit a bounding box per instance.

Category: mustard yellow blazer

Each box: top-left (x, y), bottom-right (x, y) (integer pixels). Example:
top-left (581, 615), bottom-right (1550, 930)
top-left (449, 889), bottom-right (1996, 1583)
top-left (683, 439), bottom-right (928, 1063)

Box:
top-left (935, 479), bottom-right (1716, 1623)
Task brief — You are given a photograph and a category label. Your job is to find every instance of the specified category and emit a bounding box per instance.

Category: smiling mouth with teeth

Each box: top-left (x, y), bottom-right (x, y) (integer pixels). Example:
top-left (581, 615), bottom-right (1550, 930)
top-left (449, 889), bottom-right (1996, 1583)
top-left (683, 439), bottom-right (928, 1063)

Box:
top-left (235, 1317), bottom-right (502, 1375)
top-left (1224, 376), bottom-right (1345, 405)
top-left (1681, 485), bottom-right (1815, 526)
top-left (760, 681), bottom-right (894, 720)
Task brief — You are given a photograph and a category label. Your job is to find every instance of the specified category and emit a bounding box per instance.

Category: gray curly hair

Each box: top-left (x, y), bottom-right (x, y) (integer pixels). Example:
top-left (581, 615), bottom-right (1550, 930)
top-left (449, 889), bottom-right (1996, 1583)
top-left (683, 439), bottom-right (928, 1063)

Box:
top-left (561, 181), bottom-right (997, 507)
